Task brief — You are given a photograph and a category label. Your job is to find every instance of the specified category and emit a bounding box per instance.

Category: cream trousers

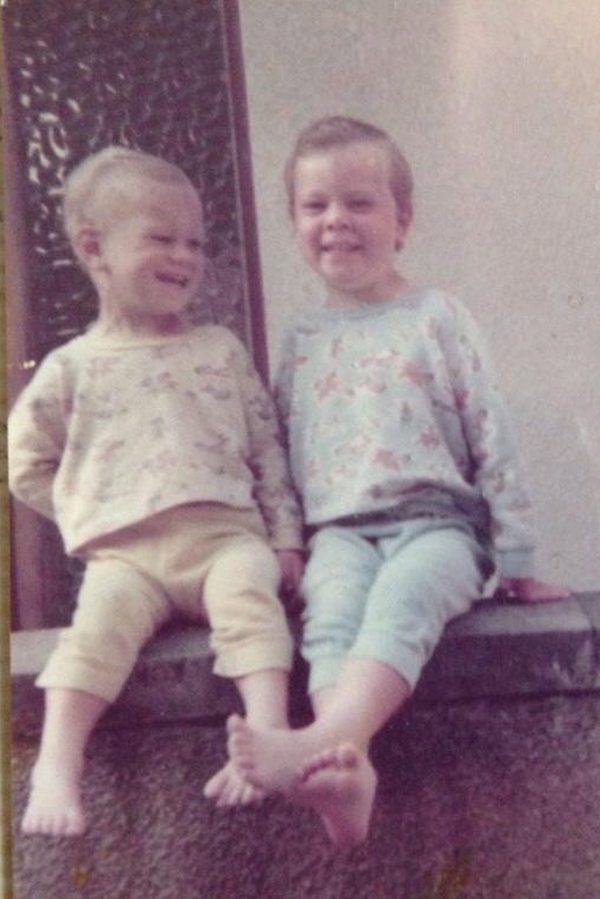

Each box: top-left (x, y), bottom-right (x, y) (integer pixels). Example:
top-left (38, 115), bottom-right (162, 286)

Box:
top-left (37, 503), bottom-right (293, 702)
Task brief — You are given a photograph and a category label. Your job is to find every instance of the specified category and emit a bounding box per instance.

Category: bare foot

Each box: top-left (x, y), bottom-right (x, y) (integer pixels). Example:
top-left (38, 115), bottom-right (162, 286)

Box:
top-left (292, 743), bottom-right (377, 848)
top-left (203, 761), bottom-right (266, 807)
top-left (227, 714), bottom-right (318, 794)
top-left (22, 755), bottom-right (86, 837)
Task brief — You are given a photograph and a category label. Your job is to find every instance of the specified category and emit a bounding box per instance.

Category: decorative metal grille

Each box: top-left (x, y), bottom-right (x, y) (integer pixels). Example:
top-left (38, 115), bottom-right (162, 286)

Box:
top-left (5, 0), bottom-right (260, 625)
top-left (5, 0), bottom-right (251, 361)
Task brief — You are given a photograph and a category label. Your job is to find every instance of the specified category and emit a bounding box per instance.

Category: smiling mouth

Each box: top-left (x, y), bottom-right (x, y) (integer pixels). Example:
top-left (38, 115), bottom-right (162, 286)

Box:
top-left (155, 272), bottom-right (189, 287)
top-left (322, 243), bottom-right (361, 254)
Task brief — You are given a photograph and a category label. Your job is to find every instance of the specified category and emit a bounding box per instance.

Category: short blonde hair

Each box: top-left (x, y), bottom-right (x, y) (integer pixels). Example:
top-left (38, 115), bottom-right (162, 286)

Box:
top-left (62, 146), bottom-right (199, 247)
top-left (283, 116), bottom-right (413, 221)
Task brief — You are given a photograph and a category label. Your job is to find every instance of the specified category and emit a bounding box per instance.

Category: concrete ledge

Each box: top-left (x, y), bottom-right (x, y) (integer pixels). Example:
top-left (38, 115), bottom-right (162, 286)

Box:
top-left (11, 592), bottom-right (600, 735)
top-left (416, 592), bottom-right (600, 701)
top-left (11, 594), bottom-right (600, 899)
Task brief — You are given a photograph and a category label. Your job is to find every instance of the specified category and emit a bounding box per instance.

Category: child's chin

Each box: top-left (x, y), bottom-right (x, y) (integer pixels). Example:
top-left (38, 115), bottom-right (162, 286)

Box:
top-left (155, 292), bottom-right (190, 308)
top-left (323, 273), bottom-right (363, 294)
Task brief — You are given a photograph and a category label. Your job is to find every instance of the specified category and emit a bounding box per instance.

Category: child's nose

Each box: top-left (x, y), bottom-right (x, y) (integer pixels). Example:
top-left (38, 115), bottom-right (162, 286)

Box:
top-left (169, 241), bottom-right (196, 263)
top-left (325, 202), bottom-right (350, 230)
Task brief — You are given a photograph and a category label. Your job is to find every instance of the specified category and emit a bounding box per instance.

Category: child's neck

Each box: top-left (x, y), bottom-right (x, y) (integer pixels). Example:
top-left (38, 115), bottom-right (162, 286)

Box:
top-left (92, 309), bottom-right (189, 340)
top-left (326, 271), bottom-right (411, 309)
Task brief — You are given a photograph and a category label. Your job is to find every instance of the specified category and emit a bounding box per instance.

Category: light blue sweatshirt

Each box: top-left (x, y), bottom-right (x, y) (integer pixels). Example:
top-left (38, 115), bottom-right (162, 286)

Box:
top-left (275, 288), bottom-right (535, 579)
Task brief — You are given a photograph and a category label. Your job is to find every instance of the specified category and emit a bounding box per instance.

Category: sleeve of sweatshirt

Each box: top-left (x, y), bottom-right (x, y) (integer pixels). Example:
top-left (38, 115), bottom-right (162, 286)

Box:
top-left (273, 327), bottom-right (296, 439)
top-left (228, 332), bottom-right (303, 551)
top-left (8, 353), bottom-right (68, 522)
top-left (440, 297), bottom-right (536, 578)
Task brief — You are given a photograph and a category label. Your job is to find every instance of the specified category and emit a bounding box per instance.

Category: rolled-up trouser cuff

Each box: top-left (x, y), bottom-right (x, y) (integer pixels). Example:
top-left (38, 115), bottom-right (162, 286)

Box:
top-left (36, 648), bottom-right (132, 704)
top-left (212, 636), bottom-right (294, 679)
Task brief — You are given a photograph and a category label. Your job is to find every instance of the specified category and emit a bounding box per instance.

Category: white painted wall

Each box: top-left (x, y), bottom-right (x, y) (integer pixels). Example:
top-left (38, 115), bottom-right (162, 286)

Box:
top-left (239, 0), bottom-right (600, 590)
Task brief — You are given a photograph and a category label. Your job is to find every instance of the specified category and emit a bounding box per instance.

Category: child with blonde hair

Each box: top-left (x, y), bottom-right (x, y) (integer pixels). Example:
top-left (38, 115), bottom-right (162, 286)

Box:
top-left (9, 146), bottom-right (304, 836)
top-left (228, 116), bottom-right (568, 846)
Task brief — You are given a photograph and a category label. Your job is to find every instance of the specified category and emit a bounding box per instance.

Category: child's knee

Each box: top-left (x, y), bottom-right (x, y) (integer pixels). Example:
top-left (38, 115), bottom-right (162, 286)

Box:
top-left (206, 547), bottom-right (292, 659)
top-left (206, 538), bottom-right (280, 599)
top-left (68, 560), bottom-right (168, 664)
top-left (208, 589), bottom-right (293, 677)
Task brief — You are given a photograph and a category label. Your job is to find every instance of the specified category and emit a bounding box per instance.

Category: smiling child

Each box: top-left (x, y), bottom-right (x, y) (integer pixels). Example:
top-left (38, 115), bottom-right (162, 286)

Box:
top-left (227, 116), bottom-right (569, 847)
top-left (9, 146), bottom-right (304, 836)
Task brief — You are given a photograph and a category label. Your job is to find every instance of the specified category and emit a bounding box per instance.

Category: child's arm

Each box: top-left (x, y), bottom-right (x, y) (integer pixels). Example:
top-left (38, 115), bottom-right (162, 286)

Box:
top-left (276, 548), bottom-right (305, 600)
top-left (272, 330), bottom-right (306, 602)
top-left (272, 328), bottom-right (296, 436)
top-left (441, 298), bottom-right (566, 597)
top-left (229, 333), bottom-right (304, 554)
top-left (8, 358), bottom-right (66, 520)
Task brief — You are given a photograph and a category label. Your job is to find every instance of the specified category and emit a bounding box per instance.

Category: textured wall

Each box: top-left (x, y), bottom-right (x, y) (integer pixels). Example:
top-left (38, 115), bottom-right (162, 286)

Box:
top-left (5, 0), bottom-right (251, 356)
top-left (11, 694), bottom-right (600, 898)
top-left (238, 1), bottom-right (600, 590)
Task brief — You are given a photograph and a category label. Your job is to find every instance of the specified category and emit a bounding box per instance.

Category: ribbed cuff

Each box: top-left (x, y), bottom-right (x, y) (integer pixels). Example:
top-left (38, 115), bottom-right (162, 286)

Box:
top-left (212, 637), bottom-right (294, 678)
top-left (496, 548), bottom-right (536, 579)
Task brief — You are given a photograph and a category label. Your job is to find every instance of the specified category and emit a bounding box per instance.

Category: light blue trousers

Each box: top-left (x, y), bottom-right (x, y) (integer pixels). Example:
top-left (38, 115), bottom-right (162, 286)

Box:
top-left (301, 518), bottom-right (491, 694)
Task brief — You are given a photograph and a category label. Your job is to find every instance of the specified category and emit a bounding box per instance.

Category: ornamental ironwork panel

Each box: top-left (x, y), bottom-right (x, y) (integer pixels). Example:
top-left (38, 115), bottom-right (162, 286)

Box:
top-left (5, 0), bottom-right (252, 361)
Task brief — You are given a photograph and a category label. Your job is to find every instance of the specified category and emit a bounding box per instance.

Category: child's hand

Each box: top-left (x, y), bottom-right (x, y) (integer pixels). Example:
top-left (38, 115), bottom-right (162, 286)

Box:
top-left (276, 549), bottom-right (305, 606)
top-left (496, 577), bottom-right (571, 604)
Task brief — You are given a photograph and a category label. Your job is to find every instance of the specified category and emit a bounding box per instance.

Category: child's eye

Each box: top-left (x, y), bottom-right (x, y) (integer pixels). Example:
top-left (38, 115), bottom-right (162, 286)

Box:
top-left (302, 201), bottom-right (326, 213)
top-left (349, 198), bottom-right (372, 210)
top-left (188, 239), bottom-right (205, 252)
top-left (149, 234), bottom-right (173, 244)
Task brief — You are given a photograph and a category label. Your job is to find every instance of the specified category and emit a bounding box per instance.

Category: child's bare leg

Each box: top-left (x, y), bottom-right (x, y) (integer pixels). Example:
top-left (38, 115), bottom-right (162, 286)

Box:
top-left (234, 667), bottom-right (290, 729)
top-left (228, 657), bottom-right (409, 797)
top-left (203, 667), bottom-right (289, 806)
top-left (22, 687), bottom-right (109, 836)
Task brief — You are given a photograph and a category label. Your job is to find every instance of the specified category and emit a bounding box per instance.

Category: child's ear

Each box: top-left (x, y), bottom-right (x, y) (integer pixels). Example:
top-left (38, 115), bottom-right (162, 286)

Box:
top-left (74, 226), bottom-right (104, 271)
top-left (395, 207), bottom-right (412, 251)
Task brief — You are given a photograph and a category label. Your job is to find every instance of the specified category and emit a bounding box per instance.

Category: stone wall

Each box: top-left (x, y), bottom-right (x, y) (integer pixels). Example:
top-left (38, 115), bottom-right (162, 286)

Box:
top-left (9, 594), bottom-right (600, 899)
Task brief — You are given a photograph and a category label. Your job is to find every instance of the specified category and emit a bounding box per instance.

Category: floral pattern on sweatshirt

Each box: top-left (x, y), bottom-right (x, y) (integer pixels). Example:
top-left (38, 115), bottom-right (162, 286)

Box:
top-left (275, 289), bottom-right (535, 578)
top-left (9, 325), bottom-right (302, 554)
